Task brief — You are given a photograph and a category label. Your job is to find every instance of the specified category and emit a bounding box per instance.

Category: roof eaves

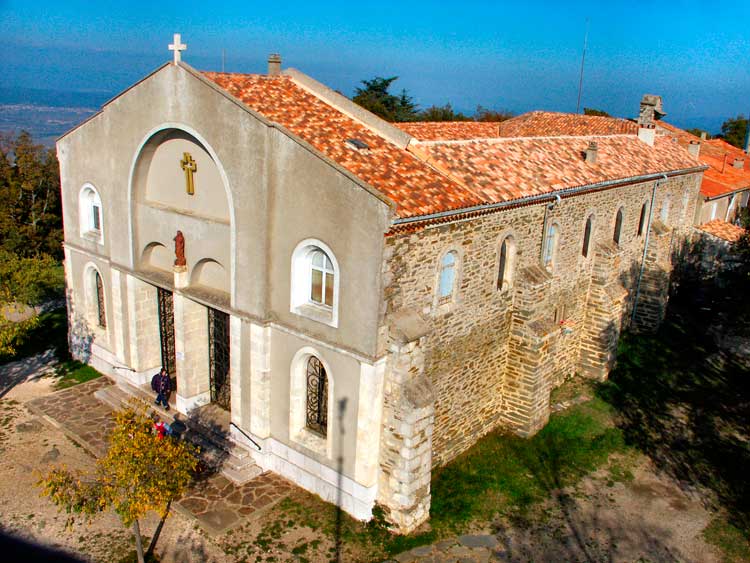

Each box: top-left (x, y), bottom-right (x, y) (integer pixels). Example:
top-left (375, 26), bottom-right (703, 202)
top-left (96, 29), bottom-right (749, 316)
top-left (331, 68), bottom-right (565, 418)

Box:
top-left (703, 186), bottom-right (750, 201)
top-left (391, 165), bottom-right (708, 228)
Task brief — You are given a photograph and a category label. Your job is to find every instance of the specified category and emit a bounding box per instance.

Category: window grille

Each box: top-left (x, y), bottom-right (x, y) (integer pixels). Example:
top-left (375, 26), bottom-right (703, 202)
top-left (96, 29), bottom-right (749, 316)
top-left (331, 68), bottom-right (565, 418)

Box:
top-left (95, 271), bottom-right (106, 328)
top-left (306, 356), bottom-right (328, 436)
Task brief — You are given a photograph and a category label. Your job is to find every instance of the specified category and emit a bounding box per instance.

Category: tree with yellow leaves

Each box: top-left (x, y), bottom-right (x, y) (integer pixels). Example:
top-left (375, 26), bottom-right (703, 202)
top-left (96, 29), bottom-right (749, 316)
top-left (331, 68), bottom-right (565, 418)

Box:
top-left (39, 401), bottom-right (197, 563)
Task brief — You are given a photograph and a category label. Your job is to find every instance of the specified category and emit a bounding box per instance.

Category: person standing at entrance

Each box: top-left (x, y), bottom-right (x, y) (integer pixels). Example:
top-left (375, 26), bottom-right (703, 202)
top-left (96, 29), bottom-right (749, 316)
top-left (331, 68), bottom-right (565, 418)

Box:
top-left (151, 367), bottom-right (171, 411)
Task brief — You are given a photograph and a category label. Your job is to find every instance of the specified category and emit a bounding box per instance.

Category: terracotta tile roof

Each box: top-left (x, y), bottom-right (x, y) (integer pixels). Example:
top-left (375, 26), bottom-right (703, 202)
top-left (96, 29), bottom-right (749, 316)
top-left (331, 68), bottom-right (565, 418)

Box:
top-left (412, 135), bottom-right (701, 203)
top-left (395, 121), bottom-right (501, 141)
top-left (202, 72), bottom-right (479, 219)
top-left (656, 121), bottom-right (750, 199)
top-left (395, 112), bottom-right (637, 141)
top-left (698, 219), bottom-right (746, 242)
top-left (496, 111), bottom-right (638, 137)
top-left (203, 71), bottom-right (703, 222)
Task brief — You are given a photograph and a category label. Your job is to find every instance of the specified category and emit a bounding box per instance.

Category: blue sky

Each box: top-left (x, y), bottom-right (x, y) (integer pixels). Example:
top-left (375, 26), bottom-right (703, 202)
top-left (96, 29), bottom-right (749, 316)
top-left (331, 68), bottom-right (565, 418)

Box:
top-left (1, 0), bottom-right (748, 130)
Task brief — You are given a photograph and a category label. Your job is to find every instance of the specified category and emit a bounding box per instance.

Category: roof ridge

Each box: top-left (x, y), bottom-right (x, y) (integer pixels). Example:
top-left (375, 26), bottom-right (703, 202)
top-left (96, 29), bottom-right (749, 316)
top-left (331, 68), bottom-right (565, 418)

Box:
top-left (413, 133), bottom-right (639, 146)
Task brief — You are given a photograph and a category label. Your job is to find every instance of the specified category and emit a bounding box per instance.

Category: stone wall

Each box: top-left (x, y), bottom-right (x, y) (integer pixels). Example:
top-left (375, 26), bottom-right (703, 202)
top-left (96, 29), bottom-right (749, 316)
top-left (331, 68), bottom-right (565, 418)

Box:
top-left (381, 172), bottom-right (701, 467)
top-left (377, 337), bottom-right (434, 533)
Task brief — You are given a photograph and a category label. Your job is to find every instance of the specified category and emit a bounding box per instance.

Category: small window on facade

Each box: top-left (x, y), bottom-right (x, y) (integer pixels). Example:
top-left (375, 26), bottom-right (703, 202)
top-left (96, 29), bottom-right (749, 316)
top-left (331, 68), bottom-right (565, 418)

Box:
top-left (660, 195), bottom-right (671, 223)
top-left (79, 185), bottom-right (103, 242)
top-left (637, 203), bottom-right (648, 236)
top-left (305, 356), bottom-right (328, 436)
top-left (438, 251), bottom-right (457, 303)
top-left (309, 249), bottom-right (334, 307)
top-left (613, 208), bottom-right (624, 245)
top-left (92, 204), bottom-right (101, 231)
top-left (710, 201), bottom-right (718, 220)
top-left (543, 223), bottom-right (559, 271)
top-left (582, 215), bottom-right (593, 257)
top-left (553, 303), bottom-right (566, 324)
top-left (497, 236), bottom-right (516, 290)
top-left (95, 271), bottom-right (106, 328)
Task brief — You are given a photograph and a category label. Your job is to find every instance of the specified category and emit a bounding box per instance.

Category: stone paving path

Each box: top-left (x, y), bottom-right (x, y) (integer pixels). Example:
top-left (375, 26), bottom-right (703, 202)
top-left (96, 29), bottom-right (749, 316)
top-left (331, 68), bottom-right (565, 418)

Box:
top-left (386, 535), bottom-right (505, 563)
top-left (178, 473), bottom-right (294, 535)
top-left (26, 378), bottom-right (293, 536)
top-left (27, 377), bottom-right (113, 455)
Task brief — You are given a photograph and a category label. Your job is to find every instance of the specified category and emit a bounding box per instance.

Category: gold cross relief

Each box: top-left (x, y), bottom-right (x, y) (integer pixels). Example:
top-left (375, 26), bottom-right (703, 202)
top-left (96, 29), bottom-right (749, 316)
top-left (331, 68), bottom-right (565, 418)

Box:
top-left (180, 152), bottom-right (197, 195)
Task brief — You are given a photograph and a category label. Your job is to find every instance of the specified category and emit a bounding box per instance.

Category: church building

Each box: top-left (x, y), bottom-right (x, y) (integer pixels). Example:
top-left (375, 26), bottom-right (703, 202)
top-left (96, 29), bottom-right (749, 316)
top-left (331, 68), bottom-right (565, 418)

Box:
top-left (57, 37), bottom-right (706, 532)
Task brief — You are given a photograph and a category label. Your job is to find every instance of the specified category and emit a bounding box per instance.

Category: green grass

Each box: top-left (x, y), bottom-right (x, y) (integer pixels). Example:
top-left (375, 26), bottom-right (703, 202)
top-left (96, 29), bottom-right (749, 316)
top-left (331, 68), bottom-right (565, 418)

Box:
top-left (428, 397), bottom-right (625, 531)
top-left (242, 396), bottom-right (628, 560)
top-left (704, 517), bottom-right (750, 563)
top-left (54, 361), bottom-right (102, 389)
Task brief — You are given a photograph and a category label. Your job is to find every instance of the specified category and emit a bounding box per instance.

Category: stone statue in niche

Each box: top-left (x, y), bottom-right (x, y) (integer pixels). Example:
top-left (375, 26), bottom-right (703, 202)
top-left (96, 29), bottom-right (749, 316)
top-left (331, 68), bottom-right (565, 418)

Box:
top-left (174, 230), bottom-right (186, 267)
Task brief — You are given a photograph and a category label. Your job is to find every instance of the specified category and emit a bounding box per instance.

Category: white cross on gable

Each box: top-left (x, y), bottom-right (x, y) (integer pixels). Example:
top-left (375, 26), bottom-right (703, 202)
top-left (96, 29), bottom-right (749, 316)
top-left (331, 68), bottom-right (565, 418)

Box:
top-left (168, 33), bottom-right (187, 63)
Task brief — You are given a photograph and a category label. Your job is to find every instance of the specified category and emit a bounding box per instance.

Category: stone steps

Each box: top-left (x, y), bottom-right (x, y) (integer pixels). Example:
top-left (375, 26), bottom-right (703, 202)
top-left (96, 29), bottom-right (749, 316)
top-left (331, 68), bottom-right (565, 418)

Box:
top-left (94, 383), bottom-right (262, 484)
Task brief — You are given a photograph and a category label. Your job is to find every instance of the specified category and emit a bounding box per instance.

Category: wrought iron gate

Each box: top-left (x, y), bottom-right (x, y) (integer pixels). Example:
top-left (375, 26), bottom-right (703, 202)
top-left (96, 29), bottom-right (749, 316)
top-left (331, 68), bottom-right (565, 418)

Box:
top-left (208, 307), bottom-right (231, 410)
top-left (157, 288), bottom-right (176, 394)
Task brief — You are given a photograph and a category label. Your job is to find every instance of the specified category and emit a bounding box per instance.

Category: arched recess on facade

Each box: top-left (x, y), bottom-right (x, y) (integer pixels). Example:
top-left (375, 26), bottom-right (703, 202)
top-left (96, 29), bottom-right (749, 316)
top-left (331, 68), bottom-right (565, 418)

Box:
top-left (128, 124), bottom-right (235, 303)
top-left (191, 258), bottom-right (229, 294)
top-left (141, 241), bottom-right (172, 273)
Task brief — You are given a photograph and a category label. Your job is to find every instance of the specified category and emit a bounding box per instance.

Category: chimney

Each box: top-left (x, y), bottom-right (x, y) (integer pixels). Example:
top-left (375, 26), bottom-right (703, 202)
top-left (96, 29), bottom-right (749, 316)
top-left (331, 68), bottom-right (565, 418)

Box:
top-left (638, 125), bottom-right (655, 146)
top-left (585, 141), bottom-right (598, 163)
top-left (268, 53), bottom-right (281, 76)
top-left (687, 140), bottom-right (701, 158)
top-left (637, 94), bottom-right (665, 128)
top-left (700, 131), bottom-right (708, 141)
top-left (733, 157), bottom-right (745, 169)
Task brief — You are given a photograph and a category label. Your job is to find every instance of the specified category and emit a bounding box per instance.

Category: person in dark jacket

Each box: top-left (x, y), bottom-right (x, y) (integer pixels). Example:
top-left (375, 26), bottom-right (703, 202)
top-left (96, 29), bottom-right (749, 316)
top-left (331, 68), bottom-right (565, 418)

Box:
top-left (151, 367), bottom-right (171, 410)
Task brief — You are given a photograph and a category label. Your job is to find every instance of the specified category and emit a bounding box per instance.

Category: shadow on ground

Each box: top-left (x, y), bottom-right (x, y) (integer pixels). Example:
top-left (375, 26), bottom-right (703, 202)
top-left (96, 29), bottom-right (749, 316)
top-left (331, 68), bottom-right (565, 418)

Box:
top-left (599, 278), bottom-right (750, 535)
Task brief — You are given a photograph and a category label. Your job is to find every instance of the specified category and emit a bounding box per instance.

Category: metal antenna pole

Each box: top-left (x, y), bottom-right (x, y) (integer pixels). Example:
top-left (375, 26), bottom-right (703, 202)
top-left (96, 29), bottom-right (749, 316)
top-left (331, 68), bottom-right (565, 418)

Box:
top-left (576, 19), bottom-right (589, 114)
top-left (222, 49), bottom-right (226, 73)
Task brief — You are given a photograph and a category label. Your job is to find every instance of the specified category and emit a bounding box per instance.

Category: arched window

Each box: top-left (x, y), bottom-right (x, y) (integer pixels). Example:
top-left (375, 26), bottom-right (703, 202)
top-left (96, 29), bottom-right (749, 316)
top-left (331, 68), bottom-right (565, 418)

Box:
top-left (613, 208), bottom-right (624, 245)
top-left (543, 223), bottom-right (560, 271)
top-left (309, 249), bottom-right (334, 307)
top-left (438, 251), bottom-right (458, 303)
top-left (497, 236), bottom-right (516, 290)
top-left (660, 195), bottom-right (671, 223)
top-left (79, 184), bottom-right (103, 243)
top-left (582, 215), bottom-right (593, 257)
top-left (290, 240), bottom-right (340, 327)
top-left (305, 356), bottom-right (328, 436)
top-left (637, 203), bottom-right (648, 236)
top-left (94, 270), bottom-right (106, 328)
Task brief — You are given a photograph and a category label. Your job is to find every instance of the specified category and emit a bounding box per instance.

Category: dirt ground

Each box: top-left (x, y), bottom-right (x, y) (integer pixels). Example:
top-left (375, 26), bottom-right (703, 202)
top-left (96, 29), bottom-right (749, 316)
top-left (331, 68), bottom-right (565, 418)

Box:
top-left (0, 361), bottom-right (730, 563)
top-left (486, 460), bottom-right (721, 563)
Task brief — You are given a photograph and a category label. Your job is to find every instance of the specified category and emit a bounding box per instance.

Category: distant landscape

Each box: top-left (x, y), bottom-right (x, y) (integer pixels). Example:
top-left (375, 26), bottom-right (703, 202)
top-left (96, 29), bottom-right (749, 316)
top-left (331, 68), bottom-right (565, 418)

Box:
top-left (0, 85), bottom-right (730, 148)
top-left (0, 86), bottom-right (110, 146)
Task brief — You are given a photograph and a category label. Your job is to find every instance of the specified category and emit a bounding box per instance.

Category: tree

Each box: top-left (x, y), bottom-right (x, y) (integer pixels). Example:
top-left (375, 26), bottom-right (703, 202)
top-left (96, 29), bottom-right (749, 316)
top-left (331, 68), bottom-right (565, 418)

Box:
top-left (352, 77), bottom-right (419, 122)
top-left (0, 249), bottom-right (64, 358)
top-left (418, 103), bottom-right (472, 122)
top-left (718, 115), bottom-right (749, 149)
top-left (475, 105), bottom-right (514, 122)
top-left (40, 402), bottom-right (197, 563)
top-left (0, 131), bottom-right (63, 259)
top-left (583, 107), bottom-right (611, 117)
